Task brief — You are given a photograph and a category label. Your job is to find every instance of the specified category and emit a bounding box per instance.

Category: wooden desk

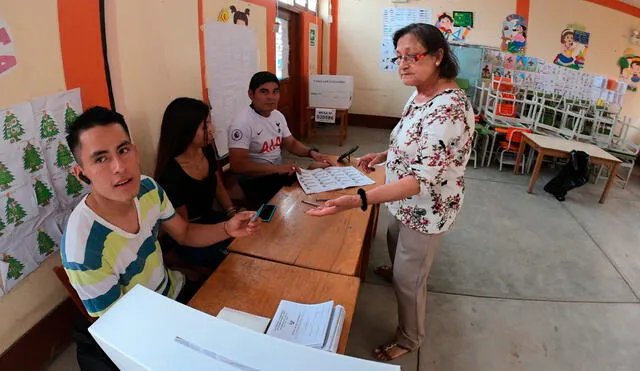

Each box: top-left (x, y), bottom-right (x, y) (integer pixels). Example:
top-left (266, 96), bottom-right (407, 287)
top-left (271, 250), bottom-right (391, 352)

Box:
top-left (514, 133), bottom-right (622, 204)
top-left (229, 160), bottom-right (385, 277)
top-left (188, 253), bottom-right (360, 354)
top-left (306, 107), bottom-right (349, 146)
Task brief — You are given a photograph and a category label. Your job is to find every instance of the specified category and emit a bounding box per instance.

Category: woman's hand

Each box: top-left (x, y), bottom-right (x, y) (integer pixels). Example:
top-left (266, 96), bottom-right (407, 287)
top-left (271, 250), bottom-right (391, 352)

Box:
top-left (306, 195), bottom-right (361, 216)
top-left (357, 152), bottom-right (387, 173)
top-left (224, 211), bottom-right (261, 238)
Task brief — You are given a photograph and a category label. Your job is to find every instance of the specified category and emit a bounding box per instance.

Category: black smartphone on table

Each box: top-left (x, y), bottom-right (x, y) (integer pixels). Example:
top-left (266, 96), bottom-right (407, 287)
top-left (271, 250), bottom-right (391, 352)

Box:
top-left (338, 145), bottom-right (359, 163)
top-left (256, 204), bottom-right (277, 222)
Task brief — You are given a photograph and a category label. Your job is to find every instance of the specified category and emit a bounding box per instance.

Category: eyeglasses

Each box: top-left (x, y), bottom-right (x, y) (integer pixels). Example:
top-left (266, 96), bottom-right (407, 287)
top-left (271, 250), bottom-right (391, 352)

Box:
top-left (390, 51), bottom-right (430, 65)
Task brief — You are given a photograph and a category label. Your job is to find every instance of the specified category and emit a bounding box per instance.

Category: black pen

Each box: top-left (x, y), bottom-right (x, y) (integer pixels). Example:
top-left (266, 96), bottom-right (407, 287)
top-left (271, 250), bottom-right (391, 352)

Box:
top-left (315, 198), bottom-right (329, 202)
top-left (301, 200), bottom-right (320, 207)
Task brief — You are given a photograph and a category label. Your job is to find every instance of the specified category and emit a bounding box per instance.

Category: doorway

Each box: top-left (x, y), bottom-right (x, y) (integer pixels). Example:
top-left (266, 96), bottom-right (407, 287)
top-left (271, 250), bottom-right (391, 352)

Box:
top-left (275, 8), bottom-right (302, 137)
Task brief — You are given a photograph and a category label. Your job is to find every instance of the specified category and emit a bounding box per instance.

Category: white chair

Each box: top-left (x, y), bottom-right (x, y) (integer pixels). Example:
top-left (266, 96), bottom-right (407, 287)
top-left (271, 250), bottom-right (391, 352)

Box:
top-left (595, 119), bottom-right (640, 188)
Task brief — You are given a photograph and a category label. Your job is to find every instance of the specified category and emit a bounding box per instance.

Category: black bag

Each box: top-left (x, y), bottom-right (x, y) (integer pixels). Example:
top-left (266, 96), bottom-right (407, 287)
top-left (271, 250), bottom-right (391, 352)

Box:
top-left (544, 150), bottom-right (590, 201)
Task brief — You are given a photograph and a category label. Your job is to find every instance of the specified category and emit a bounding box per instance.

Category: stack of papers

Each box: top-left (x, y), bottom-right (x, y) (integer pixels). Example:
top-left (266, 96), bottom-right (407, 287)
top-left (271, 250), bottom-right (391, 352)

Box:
top-left (266, 300), bottom-right (345, 353)
top-left (296, 166), bottom-right (375, 194)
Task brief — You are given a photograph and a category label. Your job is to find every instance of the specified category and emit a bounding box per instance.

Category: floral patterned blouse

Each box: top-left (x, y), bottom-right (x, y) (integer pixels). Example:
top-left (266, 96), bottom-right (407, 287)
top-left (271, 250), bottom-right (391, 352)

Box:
top-left (385, 89), bottom-right (475, 234)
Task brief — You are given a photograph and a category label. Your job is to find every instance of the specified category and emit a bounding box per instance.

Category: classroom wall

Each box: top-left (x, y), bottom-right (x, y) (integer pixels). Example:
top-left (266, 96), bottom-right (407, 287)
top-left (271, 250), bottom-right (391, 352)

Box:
top-left (0, 0), bottom-right (66, 108)
top-left (0, 0), bottom-right (70, 355)
top-left (337, 0), bottom-right (517, 117)
top-left (527, 0), bottom-right (640, 120)
top-left (337, 0), bottom-right (640, 124)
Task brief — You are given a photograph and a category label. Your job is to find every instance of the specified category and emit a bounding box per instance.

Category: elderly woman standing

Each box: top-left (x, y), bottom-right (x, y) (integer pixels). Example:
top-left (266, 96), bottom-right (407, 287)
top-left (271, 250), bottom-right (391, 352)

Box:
top-left (307, 23), bottom-right (474, 361)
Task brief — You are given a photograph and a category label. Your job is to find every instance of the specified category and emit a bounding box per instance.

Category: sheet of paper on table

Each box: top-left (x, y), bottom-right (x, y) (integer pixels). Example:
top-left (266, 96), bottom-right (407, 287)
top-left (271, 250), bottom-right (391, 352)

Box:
top-left (89, 285), bottom-right (400, 371)
top-left (297, 166), bottom-right (375, 194)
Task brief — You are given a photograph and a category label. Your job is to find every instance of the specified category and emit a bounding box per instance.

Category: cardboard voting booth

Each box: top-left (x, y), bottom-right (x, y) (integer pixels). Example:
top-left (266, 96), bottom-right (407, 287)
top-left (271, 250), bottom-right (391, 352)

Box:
top-left (309, 75), bottom-right (354, 109)
top-left (89, 285), bottom-right (400, 371)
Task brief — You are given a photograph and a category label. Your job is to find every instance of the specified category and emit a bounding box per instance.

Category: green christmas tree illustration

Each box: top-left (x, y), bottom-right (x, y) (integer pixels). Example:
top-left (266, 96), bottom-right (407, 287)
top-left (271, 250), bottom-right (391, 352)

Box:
top-left (66, 172), bottom-right (83, 196)
top-left (37, 229), bottom-right (57, 255)
top-left (0, 216), bottom-right (5, 237)
top-left (6, 194), bottom-right (26, 226)
top-left (0, 161), bottom-right (14, 191)
top-left (55, 142), bottom-right (74, 169)
top-left (2, 254), bottom-right (24, 280)
top-left (23, 142), bottom-right (44, 173)
top-left (33, 178), bottom-right (53, 206)
top-left (3, 111), bottom-right (25, 143)
top-left (64, 103), bottom-right (78, 130)
top-left (40, 111), bottom-right (59, 140)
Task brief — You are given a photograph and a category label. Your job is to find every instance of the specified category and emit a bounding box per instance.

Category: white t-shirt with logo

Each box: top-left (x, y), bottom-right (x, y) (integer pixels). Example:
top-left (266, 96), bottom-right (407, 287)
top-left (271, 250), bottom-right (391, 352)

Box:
top-left (228, 106), bottom-right (292, 165)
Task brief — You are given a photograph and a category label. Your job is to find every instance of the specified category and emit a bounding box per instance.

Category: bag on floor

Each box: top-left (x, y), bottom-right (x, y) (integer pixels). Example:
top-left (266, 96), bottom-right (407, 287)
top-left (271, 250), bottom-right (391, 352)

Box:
top-left (544, 150), bottom-right (590, 201)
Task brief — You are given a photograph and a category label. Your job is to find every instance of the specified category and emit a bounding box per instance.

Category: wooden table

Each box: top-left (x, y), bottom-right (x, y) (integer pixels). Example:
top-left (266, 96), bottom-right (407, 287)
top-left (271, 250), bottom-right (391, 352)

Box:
top-left (514, 132), bottom-right (622, 203)
top-left (188, 253), bottom-right (361, 354)
top-left (229, 160), bottom-right (385, 277)
top-left (306, 107), bottom-right (349, 146)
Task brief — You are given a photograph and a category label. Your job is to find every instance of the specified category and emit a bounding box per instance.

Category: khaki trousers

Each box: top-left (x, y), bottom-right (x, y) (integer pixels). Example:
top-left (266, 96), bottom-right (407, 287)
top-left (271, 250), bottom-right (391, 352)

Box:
top-left (386, 217), bottom-right (442, 350)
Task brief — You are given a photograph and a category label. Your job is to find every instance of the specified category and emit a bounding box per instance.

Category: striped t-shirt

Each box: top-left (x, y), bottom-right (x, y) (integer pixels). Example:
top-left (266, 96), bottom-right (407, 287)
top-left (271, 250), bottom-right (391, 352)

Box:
top-left (61, 175), bottom-right (184, 317)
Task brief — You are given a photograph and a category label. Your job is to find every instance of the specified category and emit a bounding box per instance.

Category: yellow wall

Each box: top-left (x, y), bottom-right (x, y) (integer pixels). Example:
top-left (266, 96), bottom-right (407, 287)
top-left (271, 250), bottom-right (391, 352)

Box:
top-left (0, 0), bottom-right (69, 355)
top-left (337, 0), bottom-right (516, 117)
top-left (0, 0), bottom-right (66, 108)
top-left (528, 0), bottom-right (640, 120)
top-left (105, 0), bottom-right (202, 174)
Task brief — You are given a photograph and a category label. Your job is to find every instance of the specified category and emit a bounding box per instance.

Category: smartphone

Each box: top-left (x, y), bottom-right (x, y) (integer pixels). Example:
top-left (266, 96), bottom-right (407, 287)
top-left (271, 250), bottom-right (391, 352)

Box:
top-left (256, 204), bottom-right (277, 222)
top-left (338, 145), bottom-right (359, 163)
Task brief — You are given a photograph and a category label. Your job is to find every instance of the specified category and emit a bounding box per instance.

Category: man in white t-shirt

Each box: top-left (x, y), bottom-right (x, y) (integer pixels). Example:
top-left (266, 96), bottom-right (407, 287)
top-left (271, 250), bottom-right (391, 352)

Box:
top-left (228, 71), bottom-right (335, 206)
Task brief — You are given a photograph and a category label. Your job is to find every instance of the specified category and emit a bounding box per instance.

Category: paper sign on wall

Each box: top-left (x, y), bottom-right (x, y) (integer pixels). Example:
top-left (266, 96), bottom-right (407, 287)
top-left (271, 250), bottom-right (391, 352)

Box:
top-left (315, 108), bottom-right (336, 123)
top-left (0, 16), bottom-right (18, 76)
top-left (436, 11), bottom-right (473, 42)
top-left (205, 21), bottom-right (258, 158)
top-left (500, 14), bottom-right (527, 55)
top-left (380, 7), bottom-right (433, 72)
top-left (618, 48), bottom-right (640, 91)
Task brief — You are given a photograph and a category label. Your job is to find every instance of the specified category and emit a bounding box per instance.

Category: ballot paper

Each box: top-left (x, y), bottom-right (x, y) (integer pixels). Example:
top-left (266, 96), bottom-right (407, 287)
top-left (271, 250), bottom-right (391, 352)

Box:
top-left (296, 166), bottom-right (374, 194)
top-left (217, 307), bottom-right (271, 334)
top-left (266, 300), bottom-right (345, 352)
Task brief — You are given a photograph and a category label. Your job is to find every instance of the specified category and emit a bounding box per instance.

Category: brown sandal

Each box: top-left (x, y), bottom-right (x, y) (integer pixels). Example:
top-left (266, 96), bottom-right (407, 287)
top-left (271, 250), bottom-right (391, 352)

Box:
top-left (372, 343), bottom-right (410, 361)
top-left (373, 265), bottom-right (393, 283)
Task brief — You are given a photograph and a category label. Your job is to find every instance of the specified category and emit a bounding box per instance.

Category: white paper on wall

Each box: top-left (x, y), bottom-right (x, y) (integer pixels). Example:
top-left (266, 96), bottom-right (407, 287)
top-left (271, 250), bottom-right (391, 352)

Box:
top-left (205, 21), bottom-right (258, 158)
top-left (380, 7), bottom-right (433, 72)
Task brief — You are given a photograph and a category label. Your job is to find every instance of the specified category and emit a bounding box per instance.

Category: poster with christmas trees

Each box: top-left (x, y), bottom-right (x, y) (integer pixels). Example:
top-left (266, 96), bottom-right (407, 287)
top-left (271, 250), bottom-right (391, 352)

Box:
top-left (31, 88), bottom-right (82, 138)
top-left (0, 88), bottom-right (83, 295)
top-left (1, 101), bottom-right (36, 145)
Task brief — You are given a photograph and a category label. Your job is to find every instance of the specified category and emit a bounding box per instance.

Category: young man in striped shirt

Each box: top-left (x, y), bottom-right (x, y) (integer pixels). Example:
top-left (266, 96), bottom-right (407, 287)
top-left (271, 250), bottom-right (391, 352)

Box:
top-left (61, 107), bottom-right (259, 369)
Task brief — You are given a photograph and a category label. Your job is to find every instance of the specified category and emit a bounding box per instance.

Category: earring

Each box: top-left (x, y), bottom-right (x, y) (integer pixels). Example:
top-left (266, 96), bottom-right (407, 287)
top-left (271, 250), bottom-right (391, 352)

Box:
top-left (436, 62), bottom-right (440, 66)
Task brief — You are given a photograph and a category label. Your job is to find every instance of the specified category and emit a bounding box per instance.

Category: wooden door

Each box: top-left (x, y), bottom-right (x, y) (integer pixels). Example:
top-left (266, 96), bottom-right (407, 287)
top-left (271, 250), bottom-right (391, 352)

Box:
top-left (276, 8), bottom-right (302, 137)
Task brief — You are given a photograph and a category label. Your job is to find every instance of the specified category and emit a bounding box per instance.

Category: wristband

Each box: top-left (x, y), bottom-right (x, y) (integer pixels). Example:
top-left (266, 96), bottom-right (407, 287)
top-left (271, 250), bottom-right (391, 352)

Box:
top-left (357, 188), bottom-right (368, 211)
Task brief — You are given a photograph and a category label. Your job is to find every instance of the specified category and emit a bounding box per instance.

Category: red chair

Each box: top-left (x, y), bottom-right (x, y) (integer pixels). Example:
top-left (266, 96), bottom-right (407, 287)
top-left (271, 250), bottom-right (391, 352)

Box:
top-left (496, 127), bottom-right (532, 173)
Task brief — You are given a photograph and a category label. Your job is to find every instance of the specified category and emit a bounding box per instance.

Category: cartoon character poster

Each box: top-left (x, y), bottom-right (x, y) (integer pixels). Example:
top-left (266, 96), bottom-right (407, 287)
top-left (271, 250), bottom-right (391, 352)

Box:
top-left (435, 11), bottom-right (473, 42)
top-left (503, 54), bottom-right (516, 69)
top-left (617, 48), bottom-right (640, 91)
top-left (217, 5), bottom-right (251, 26)
top-left (500, 14), bottom-right (527, 55)
top-left (553, 25), bottom-right (589, 70)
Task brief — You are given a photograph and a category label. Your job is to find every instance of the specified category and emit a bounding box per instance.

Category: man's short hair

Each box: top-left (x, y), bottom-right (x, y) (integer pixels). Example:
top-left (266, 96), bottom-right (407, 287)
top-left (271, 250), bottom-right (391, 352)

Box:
top-left (66, 106), bottom-right (130, 162)
top-left (249, 71), bottom-right (280, 92)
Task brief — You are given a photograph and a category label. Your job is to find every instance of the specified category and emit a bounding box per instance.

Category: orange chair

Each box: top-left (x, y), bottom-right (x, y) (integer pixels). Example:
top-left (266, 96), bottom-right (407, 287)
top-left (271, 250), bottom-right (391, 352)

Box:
top-left (52, 265), bottom-right (95, 322)
top-left (496, 127), bottom-right (532, 173)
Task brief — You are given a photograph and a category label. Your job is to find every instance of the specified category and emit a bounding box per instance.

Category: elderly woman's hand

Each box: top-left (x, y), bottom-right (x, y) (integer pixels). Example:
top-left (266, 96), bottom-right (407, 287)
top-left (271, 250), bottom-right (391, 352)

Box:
top-left (305, 195), bottom-right (361, 216)
top-left (357, 152), bottom-right (387, 173)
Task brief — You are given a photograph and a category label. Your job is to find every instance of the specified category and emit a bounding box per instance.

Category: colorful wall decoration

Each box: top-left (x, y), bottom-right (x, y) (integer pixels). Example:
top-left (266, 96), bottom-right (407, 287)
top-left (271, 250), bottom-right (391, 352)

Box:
top-left (500, 14), bottom-right (527, 55)
top-left (217, 5), bottom-right (251, 26)
top-left (0, 16), bottom-right (17, 76)
top-left (436, 11), bottom-right (473, 42)
top-left (617, 48), bottom-right (640, 91)
top-left (553, 24), bottom-right (589, 70)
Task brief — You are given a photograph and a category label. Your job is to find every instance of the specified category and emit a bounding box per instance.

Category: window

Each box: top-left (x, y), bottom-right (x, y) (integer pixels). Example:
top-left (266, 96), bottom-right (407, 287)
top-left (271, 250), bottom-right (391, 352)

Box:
top-left (294, 0), bottom-right (306, 6)
top-left (307, 0), bottom-right (317, 12)
top-left (279, 0), bottom-right (294, 5)
top-left (275, 17), bottom-right (290, 79)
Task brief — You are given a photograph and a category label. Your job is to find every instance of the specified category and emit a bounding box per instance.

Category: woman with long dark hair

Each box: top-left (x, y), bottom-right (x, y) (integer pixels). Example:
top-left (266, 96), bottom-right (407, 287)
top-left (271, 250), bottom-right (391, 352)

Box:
top-left (155, 97), bottom-right (241, 269)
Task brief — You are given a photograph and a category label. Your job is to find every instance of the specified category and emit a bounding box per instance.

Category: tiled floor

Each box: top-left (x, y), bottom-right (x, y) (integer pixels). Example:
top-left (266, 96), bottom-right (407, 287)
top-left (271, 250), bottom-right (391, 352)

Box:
top-left (47, 126), bottom-right (640, 370)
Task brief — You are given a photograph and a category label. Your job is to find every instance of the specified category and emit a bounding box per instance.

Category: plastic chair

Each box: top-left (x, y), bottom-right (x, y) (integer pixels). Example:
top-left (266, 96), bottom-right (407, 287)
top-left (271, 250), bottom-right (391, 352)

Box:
top-left (496, 127), bottom-right (533, 173)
